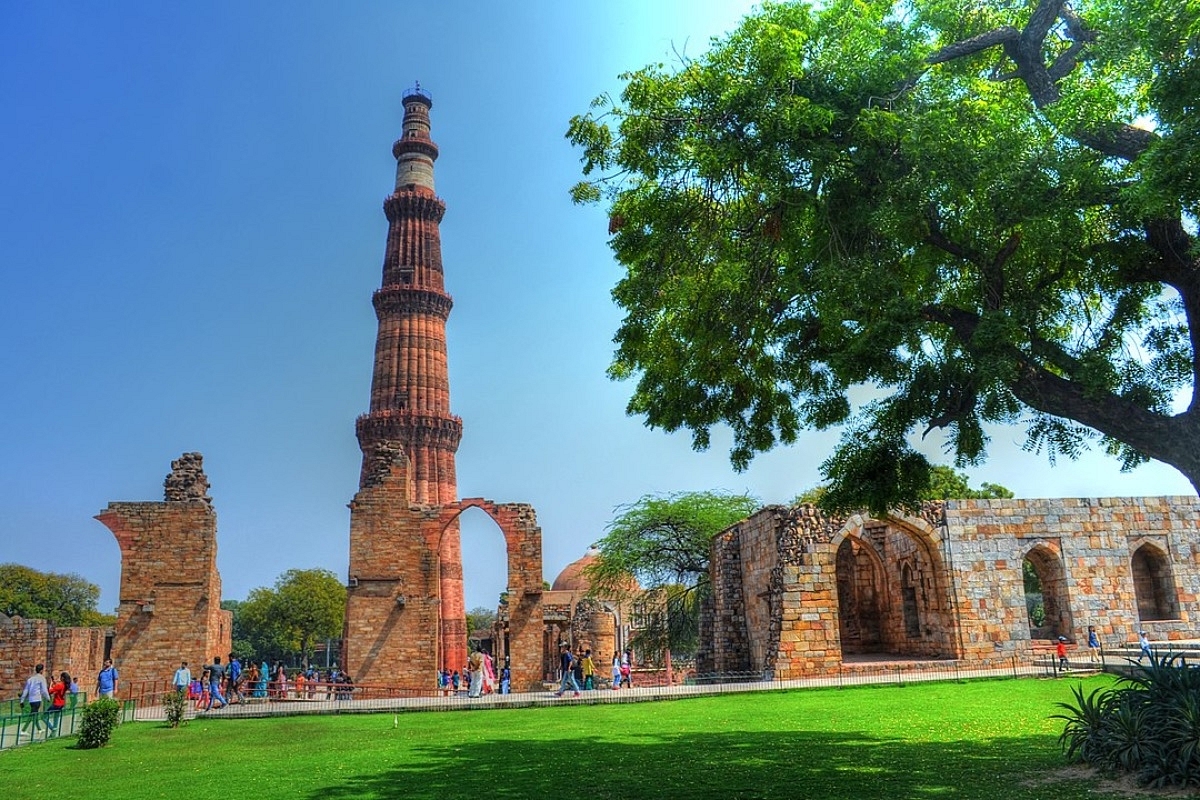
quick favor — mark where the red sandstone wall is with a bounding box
[0,619,106,699]
[95,500,231,691]
[345,454,441,687]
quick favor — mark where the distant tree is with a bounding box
[466,606,497,650]
[795,465,1013,508]
[0,563,114,627]
[587,491,760,658]
[923,465,1015,501]
[791,485,828,506]
[233,569,346,667]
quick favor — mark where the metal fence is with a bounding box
[0,693,141,750]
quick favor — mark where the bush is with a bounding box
[162,690,188,728]
[77,697,121,749]
[1054,655,1200,788]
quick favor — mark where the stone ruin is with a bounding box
[93,453,231,692]
[702,496,1200,678]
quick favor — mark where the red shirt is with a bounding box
[1056,642,1067,658]
[49,680,68,709]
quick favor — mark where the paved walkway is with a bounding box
[137,660,1097,723]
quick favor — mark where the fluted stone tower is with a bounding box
[353,87,466,671]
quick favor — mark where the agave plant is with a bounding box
[1055,654,1200,788]
[1053,684,1114,764]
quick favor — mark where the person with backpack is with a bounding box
[96,658,118,699]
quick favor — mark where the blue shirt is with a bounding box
[97,666,118,694]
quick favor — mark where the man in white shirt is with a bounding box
[18,663,50,741]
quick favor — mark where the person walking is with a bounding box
[1139,630,1154,662]
[554,643,581,697]
[611,653,622,690]
[1056,636,1070,671]
[173,661,192,694]
[96,658,119,699]
[1087,626,1101,663]
[202,656,227,710]
[581,649,596,690]
[18,663,51,741]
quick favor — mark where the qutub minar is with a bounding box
[351,86,467,672]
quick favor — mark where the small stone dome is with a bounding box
[551,547,600,592]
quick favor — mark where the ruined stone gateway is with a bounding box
[94,452,232,691]
[701,497,1200,677]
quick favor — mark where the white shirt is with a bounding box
[20,672,49,704]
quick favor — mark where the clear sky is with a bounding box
[1,1,1194,617]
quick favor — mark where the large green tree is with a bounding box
[235,569,346,666]
[586,491,760,658]
[0,563,114,627]
[569,0,1200,515]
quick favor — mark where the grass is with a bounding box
[2,676,1126,800]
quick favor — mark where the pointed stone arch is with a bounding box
[834,532,889,654]
[828,511,959,659]
[1131,541,1180,623]
[1021,541,1071,640]
[427,498,545,691]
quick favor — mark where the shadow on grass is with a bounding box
[308,729,1085,800]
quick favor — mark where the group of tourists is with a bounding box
[16,660,94,741]
[555,646,633,697]
[177,654,356,711]
[440,648,511,697]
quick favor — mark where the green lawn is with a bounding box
[2,677,1123,799]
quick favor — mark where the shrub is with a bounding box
[77,697,121,749]
[1054,655,1200,788]
[162,690,188,728]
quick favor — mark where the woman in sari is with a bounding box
[482,650,496,695]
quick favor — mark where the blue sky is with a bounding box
[1,1,1193,617]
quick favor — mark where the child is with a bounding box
[1056,636,1069,671]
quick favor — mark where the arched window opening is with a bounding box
[901,563,921,638]
[1132,545,1180,621]
[1023,547,1071,640]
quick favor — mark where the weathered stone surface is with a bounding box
[94,452,231,691]
[702,497,1200,677]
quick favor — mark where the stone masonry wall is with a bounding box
[709,496,1200,679]
[0,617,54,699]
[94,453,231,692]
[948,496,1200,658]
[345,442,546,691]
[0,619,107,700]
[345,445,441,688]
